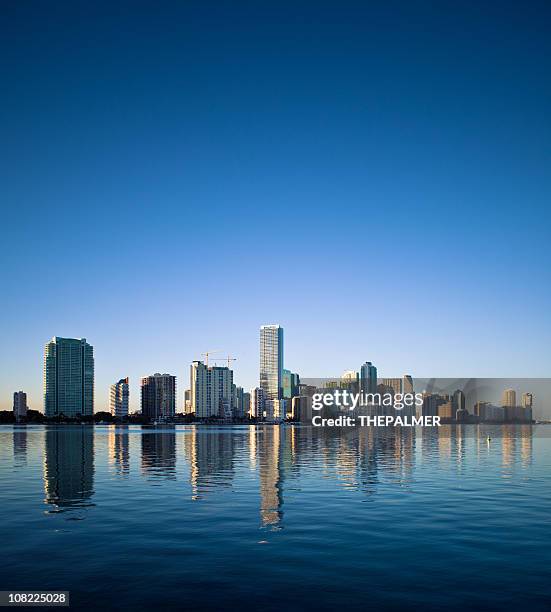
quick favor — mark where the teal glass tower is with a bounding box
[44,337,94,417]
[259,325,284,401]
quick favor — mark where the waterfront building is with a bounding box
[141,373,176,420]
[341,370,359,392]
[381,378,402,395]
[260,325,284,402]
[360,362,377,394]
[452,389,466,416]
[110,378,129,418]
[44,337,94,417]
[190,361,233,419]
[403,375,414,394]
[13,391,28,421]
[242,391,251,418]
[522,393,533,422]
[282,369,292,399]
[291,396,312,422]
[421,393,448,417]
[184,389,192,414]
[502,389,516,407]
[250,387,265,419]
[438,401,454,420]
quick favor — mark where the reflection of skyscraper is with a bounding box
[13,427,27,464]
[141,427,176,479]
[43,427,94,509]
[140,374,176,420]
[108,426,130,475]
[44,337,94,417]
[519,425,533,468]
[258,426,284,527]
[185,428,235,498]
[260,325,284,403]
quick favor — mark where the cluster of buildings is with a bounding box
[8,331,536,425]
[416,389,533,423]
[473,390,533,423]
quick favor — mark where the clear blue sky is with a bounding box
[1,1,550,412]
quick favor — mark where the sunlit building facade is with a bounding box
[190,361,234,418]
[110,378,129,418]
[260,325,284,402]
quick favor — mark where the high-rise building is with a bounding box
[140,373,176,420]
[360,362,377,394]
[282,369,292,399]
[13,391,28,421]
[110,378,129,418]
[522,393,533,422]
[291,396,312,422]
[381,378,402,395]
[474,402,504,422]
[184,389,192,414]
[250,387,265,419]
[260,325,284,402]
[522,393,533,409]
[452,389,466,416]
[242,391,251,418]
[502,389,516,407]
[44,337,94,417]
[190,361,233,419]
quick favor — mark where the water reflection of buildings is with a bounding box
[141,427,177,480]
[108,426,130,475]
[43,427,94,509]
[502,425,533,469]
[183,428,236,499]
[258,426,285,527]
[13,427,27,465]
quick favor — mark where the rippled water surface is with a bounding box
[1,424,550,611]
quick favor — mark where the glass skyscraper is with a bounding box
[360,361,377,395]
[44,337,94,417]
[260,325,284,402]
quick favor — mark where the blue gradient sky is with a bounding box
[2,1,550,412]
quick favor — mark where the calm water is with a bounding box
[1,424,550,611]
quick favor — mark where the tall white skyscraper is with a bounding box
[110,378,129,418]
[502,388,516,407]
[190,361,234,418]
[260,325,284,402]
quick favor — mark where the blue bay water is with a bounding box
[1,424,550,611]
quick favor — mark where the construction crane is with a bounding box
[201,350,220,367]
[214,355,237,369]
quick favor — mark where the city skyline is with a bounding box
[1,328,547,419]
